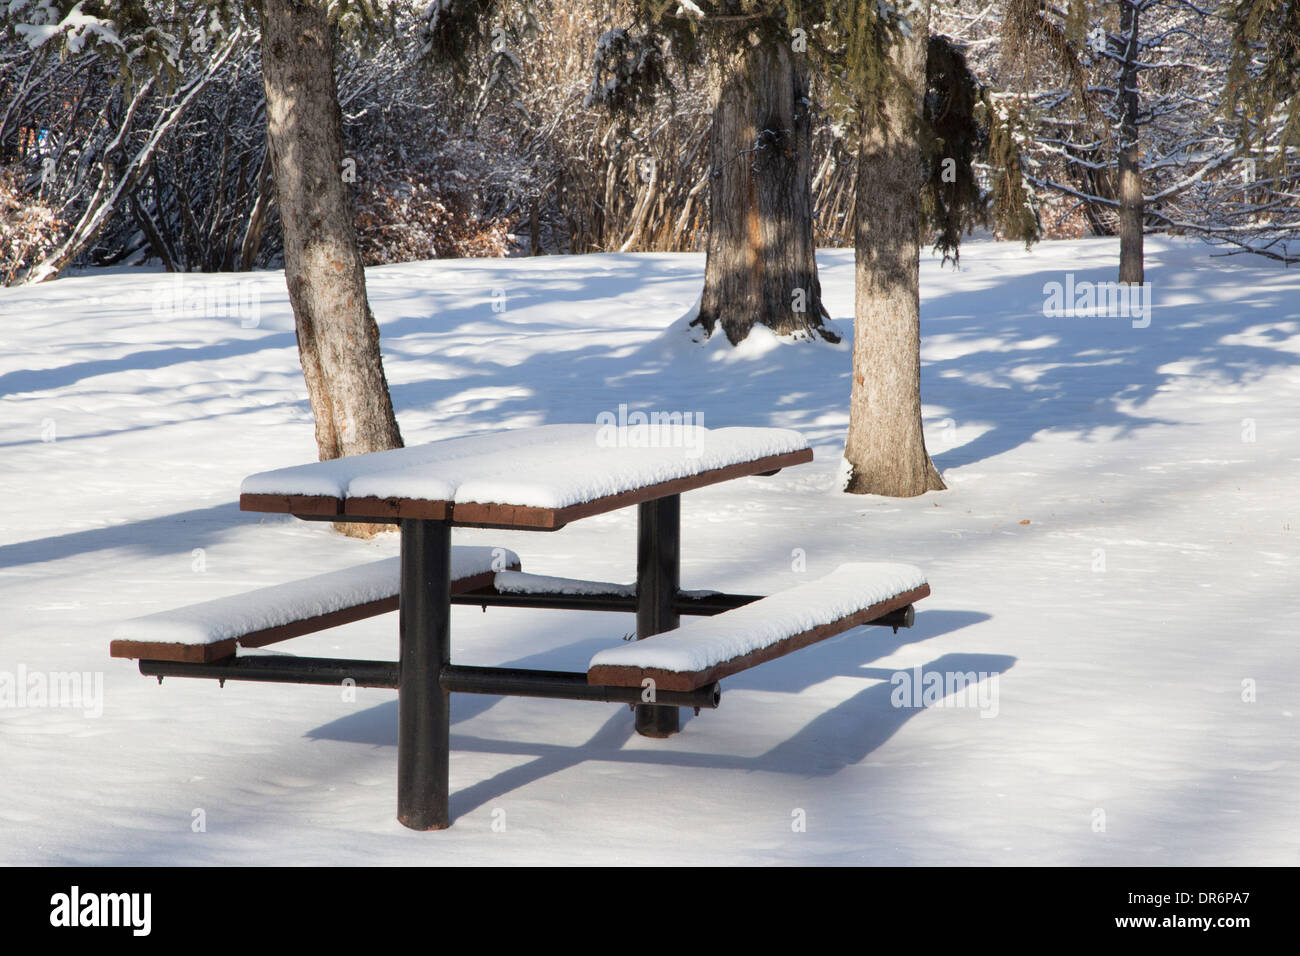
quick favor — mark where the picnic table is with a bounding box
[111,423,929,830]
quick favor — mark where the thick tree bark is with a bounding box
[694,31,834,345]
[1116,0,1144,284]
[260,0,403,472]
[843,1,945,497]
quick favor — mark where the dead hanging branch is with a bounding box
[583,27,671,114]
[922,33,990,262]
[17,25,244,284]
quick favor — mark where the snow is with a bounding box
[2,237,1299,864]
[113,547,518,647]
[13,1,123,53]
[589,563,927,674]
[491,571,715,599]
[494,571,634,597]
[241,423,808,509]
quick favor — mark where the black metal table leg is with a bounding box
[397,518,452,830]
[635,494,681,737]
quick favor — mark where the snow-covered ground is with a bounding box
[2,236,1297,864]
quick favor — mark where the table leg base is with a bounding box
[636,496,682,738]
[399,815,450,832]
[635,703,680,738]
[398,519,452,831]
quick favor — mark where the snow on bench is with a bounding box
[492,570,635,597]
[586,563,930,691]
[239,423,812,528]
[110,546,520,664]
[490,570,720,601]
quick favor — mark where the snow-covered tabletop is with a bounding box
[241,423,812,529]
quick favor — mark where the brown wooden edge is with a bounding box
[240,493,342,517]
[109,638,238,664]
[110,566,517,663]
[240,448,814,529]
[450,447,816,530]
[342,496,450,521]
[442,501,568,531]
[588,583,931,692]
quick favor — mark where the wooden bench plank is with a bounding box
[110,552,517,663]
[491,570,636,598]
[109,638,238,665]
[587,564,930,691]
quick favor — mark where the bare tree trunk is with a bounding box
[694,31,834,345]
[261,0,403,489]
[239,145,275,270]
[1117,0,1144,284]
[843,1,945,497]
[529,196,543,255]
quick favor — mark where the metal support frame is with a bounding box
[136,658,722,709]
[453,590,914,629]
[138,656,399,687]
[136,501,918,829]
[635,495,681,738]
[442,665,720,708]
[398,519,452,831]
[454,590,755,615]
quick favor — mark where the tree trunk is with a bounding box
[1116,0,1144,284]
[260,0,403,501]
[694,31,834,345]
[529,196,543,255]
[843,1,945,497]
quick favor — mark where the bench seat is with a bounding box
[110,546,520,663]
[587,563,929,691]
[490,570,720,600]
[492,570,636,597]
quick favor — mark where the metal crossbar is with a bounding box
[136,657,723,709]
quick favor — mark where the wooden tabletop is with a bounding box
[240,423,813,530]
